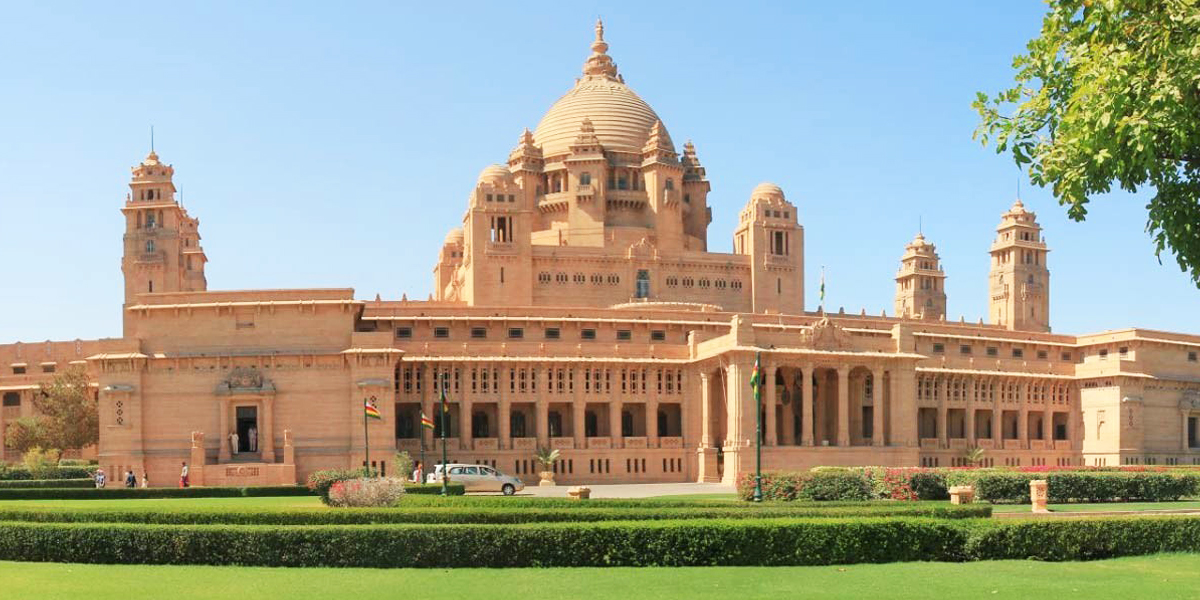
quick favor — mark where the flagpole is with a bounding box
[753,352,763,503]
[440,373,448,496]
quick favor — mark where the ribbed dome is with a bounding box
[478,164,512,184]
[752,182,786,200]
[444,228,464,245]
[532,19,668,158]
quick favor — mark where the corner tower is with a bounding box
[120,150,207,331]
[732,183,804,314]
[895,232,946,320]
[988,199,1049,332]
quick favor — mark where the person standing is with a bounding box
[412,461,423,484]
[94,468,106,489]
[248,426,258,453]
[179,462,190,488]
[141,471,149,488]
[229,431,239,456]
[125,470,136,488]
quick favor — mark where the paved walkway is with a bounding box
[506,482,735,498]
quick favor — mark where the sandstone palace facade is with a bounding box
[3,22,1200,486]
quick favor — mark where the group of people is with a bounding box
[93,468,148,488]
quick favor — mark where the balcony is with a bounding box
[1002,440,1022,451]
[586,437,612,449]
[976,439,996,450]
[920,438,939,449]
[550,437,574,450]
[623,436,647,449]
[395,438,421,451]
[1053,440,1072,451]
[473,438,498,451]
[485,241,515,256]
[659,436,683,449]
[1029,439,1047,451]
[432,438,460,451]
[949,438,967,450]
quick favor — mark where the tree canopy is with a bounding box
[974,0,1200,286]
[3,365,99,453]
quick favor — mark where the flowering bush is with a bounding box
[326,477,407,508]
[306,469,363,504]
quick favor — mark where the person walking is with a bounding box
[94,468,106,489]
[125,469,136,488]
[140,471,149,488]
[412,461,423,484]
[179,462,190,488]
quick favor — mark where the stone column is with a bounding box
[889,367,918,447]
[780,369,795,445]
[837,366,850,447]
[261,397,275,463]
[498,364,511,451]
[535,367,549,446]
[765,364,777,446]
[461,365,473,452]
[422,366,435,450]
[611,396,624,448]
[936,376,948,448]
[992,379,1003,446]
[699,371,712,447]
[1181,409,1189,453]
[966,378,977,446]
[801,364,815,446]
[218,399,230,462]
[646,368,660,448]
[572,367,585,448]
[1017,380,1028,450]
[871,366,885,446]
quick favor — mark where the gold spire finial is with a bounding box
[582,18,618,79]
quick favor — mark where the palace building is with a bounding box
[2,21,1199,486]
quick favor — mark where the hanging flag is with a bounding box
[819,268,826,304]
[749,352,762,402]
[420,412,435,429]
[364,397,382,420]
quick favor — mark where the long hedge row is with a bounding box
[741,469,1200,503]
[0,516,1195,567]
[0,466,96,481]
[0,483,463,500]
[0,479,95,489]
[0,503,990,525]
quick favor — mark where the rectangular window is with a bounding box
[1012,348,1024,358]
[11,366,25,375]
[1118,346,1128,357]
[581,328,596,341]
[932,343,944,354]
[470,327,487,339]
[2,393,18,407]
[433,327,450,339]
[395,327,412,339]
[1099,349,1108,360]
[616,330,631,341]
[1037,350,1048,360]
[508,327,524,339]
[650,330,666,342]
[986,347,998,357]
[1062,352,1072,361]
[41,364,55,373]
[959,345,972,355]
[545,328,560,340]
[1189,351,1198,362]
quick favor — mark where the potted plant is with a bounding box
[534,446,560,487]
[963,446,986,467]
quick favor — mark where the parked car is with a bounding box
[429,463,524,495]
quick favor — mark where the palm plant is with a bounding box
[963,446,986,467]
[534,447,561,471]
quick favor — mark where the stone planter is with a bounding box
[538,470,557,487]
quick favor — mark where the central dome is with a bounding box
[532,19,670,158]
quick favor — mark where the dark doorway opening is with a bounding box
[236,406,258,453]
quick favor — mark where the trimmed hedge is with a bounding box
[0,503,991,526]
[0,515,1196,567]
[0,518,973,567]
[0,484,461,501]
[967,472,1200,504]
[0,466,97,481]
[0,479,95,489]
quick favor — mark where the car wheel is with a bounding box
[502,483,515,496]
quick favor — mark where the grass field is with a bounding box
[1,554,1198,599]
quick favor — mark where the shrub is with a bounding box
[327,477,407,508]
[0,486,312,500]
[0,518,973,567]
[22,448,61,480]
[799,472,871,501]
[305,469,362,503]
[965,517,1200,561]
[393,451,415,482]
[909,471,949,500]
[0,478,94,489]
[736,471,808,501]
[0,465,96,481]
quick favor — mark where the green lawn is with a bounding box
[991,500,1200,514]
[0,496,326,511]
[1,554,1198,599]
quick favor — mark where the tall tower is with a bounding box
[732,183,804,314]
[894,232,947,320]
[988,199,1049,332]
[120,150,207,330]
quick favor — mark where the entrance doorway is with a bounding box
[236,406,258,453]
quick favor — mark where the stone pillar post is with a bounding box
[837,366,850,447]
[461,365,473,452]
[1017,380,1028,450]
[422,365,435,450]
[218,399,230,462]
[936,376,948,448]
[889,367,918,447]
[871,366,885,446]
[765,364,777,446]
[1181,409,1189,453]
[647,367,660,448]
[499,364,511,450]
[801,364,815,446]
[992,379,1003,447]
[536,366,549,446]
[966,378,977,446]
[699,371,712,447]
[572,367,586,448]
[780,368,795,445]
[261,397,275,463]
[610,396,624,448]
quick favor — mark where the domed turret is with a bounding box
[477,164,513,185]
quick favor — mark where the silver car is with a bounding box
[430,463,524,495]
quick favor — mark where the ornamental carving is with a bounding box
[215,367,276,395]
[1180,390,1200,411]
[804,317,850,351]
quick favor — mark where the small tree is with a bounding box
[4,417,48,455]
[4,366,99,454]
[393,450,415,481]
[535,447,560,471]
[964,446,987,467]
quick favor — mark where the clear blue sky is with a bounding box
[1,1,1196,343]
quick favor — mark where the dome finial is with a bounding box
[583,18,618,79]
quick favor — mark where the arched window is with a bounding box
[664,178,674,191]
[145,240,155,253]
[579,172,591,185]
